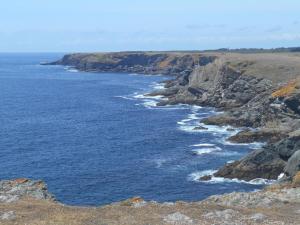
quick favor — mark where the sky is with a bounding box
[0,0,300,52]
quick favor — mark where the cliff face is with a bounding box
[50,52,300,183]
[154,54,300,182]
[50,52,216,77]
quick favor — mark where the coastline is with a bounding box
[1,177,300,224]
[1,51,300,224]
[47,51,300,183]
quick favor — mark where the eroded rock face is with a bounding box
[214,149,286,181]
[48,52,216,77]
[285,150,300,177]
[273,132,300,161]
[0,178,54,203]
[284,93,300,114]
[227,128,288,144]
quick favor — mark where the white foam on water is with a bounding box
[191,143,215,147]
[154,158,167,168]
[188,113,199,120]
[146,95,165,100]
[188,170,217,181]
[191,105,203,110]
[203,124,238,135]
[178,125,198,132]
[133,93,165,100]
[64,66,79,73]
[214,151,240,156]
[142,100,158,108]
[150,82,165,90]
[192,147,220,155]
[115,96,135,100]
[188,170,275,185]
[133,94,147,99]
[68,69,79,73]
[223,140,264,149]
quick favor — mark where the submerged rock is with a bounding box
[199,175,212,181]
[192,126,208,131]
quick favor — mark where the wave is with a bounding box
[192,147,221,155]
[142,100,158,108]
[64,66,79,73]
[150,82,165,90]
[222,139,264,149]
[187,113,199,120]
[114,96,135,100]
[188,170,275,185]
[191,143,215,147]
[67,69,79,73]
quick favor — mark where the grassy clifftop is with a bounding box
[52,51,300,85]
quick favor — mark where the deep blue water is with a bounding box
[0,53,264,206]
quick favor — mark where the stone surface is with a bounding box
[0,178,54,203]
[0,211,16,221]
[285,150,300,177]
[249,213,267,222]
[163,212,193,224]
[214,149,286,181]
[292,172,300,187]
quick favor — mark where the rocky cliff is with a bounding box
[49,52,216,77]
[50,51,300,183]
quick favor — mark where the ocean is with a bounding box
[0,53,267,206]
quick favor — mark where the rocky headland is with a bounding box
[48,51,300,183]
[5,50,298,224]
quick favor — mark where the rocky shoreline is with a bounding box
[1,51,300,224]
[1,177,300,224]
[48,51,300,183]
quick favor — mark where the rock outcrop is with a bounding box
[0,178,54,203]
[47,52,216,77]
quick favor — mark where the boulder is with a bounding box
[214,149,286,181]
[193,126,208,131]
[227,129,287,144]
[273,133,300,160]
[284,93,300,114]
[284,150,300,177]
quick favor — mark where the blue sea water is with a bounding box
[0,53,266,206]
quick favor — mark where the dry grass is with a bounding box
[158,55,175,68]
[271,80,298,98]
[1,195,300,225]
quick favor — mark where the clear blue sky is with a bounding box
[1,0,299,52]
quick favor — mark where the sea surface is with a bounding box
[0,53,267,206]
